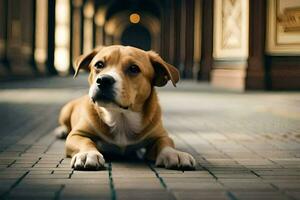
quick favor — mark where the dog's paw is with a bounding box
[70,151,106,170]
[155,147,196,170]
[53,125,68,139]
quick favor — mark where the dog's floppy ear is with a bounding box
[148,51,180,87]
[73,46,103,78]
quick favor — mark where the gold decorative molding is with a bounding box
[277,7,300,32]
[266,0,300,55]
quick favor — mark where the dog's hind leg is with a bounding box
[54,101,74,139]
[53,125,69,139]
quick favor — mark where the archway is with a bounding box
[121,24,151,50]
[104,11,160,51]
[99,0,162,51]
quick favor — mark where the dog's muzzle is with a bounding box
[90,75,129,110]
[91,75,116,103]
[96,75,116,89]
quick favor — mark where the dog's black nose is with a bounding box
[97,75,116,88]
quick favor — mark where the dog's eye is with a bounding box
[94,61,105,69]
[127,65,140,75]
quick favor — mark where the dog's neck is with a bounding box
[99,107,143,145]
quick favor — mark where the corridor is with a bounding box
[0,76,299,199]
[1,0,300,199]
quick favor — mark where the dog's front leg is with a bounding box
[146,136,196,170]
[66,133,105,170]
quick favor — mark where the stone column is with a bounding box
[211,0,249,90]
[105,34,113,46]
[161,0,171,62]
[94,7,106,46]
[54,0,71,74]
[6,0,36,75]
[46,0,57,75]
[83,0,94,54]
[34,0,48,74]
[246,0,266,89]
[198,0,213,81]
[173,0,181,69]
[71,0,83,72]
[193,0,201,80]
[0,0,9,76]
[22,0,37,74]
[168,0,175,65]
[184,0,194,79]
[95,25,104,46]
[179,0,186,76]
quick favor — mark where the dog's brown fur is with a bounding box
[57,45,195,170]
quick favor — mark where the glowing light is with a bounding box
[54,0,70,73]
[55,25,69,46]
[34,0,48,64]
[54,48,69,72]
[84,2,94,18]
[95,11,105,26]
[129,13,140,24]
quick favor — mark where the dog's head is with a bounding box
[74,45,179,111]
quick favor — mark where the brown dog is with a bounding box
[55,45,196,170]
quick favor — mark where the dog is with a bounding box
[54,45,196,170]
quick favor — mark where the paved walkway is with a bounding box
[0,76,300,200]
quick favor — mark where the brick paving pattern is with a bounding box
[0,76,299,200]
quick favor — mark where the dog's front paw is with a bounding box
[155,147,196,170]
[70,151,105,170]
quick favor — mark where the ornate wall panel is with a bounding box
[213,0,249,59]
[266,0,300,55]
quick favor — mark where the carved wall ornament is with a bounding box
[213,0,249,59]
[277,7,300,32]
[221,0,242,49]
[266,0,300,55]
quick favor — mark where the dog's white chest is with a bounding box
[100,107,142,146]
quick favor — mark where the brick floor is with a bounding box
[0,76,300,200]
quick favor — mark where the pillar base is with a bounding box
[245,68,265,90]
[211,68,246,91]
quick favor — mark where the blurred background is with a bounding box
[0,2,300,199]
[0,0,299,90]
